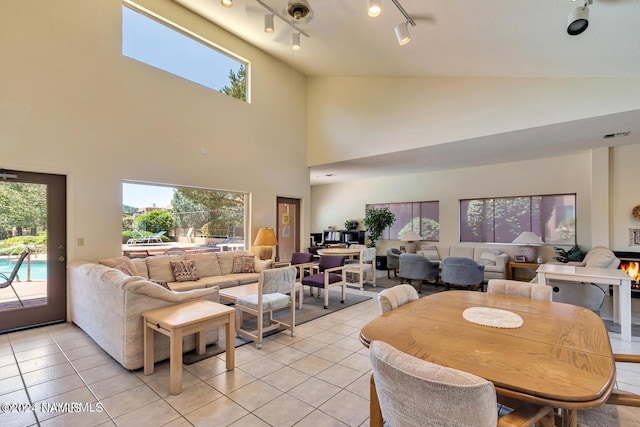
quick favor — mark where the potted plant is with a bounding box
[363,207,395,248]
[344,219,359,230]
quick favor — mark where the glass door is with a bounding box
[0,169,66,332]
[276,197,300,263]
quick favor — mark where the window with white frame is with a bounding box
[122,4,248,101]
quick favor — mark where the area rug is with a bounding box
[183,289,371,364]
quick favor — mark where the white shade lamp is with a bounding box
[253,228,278,260]
[400,229,423,254]
[512,232,544,262]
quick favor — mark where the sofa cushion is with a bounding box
[479,249,500,266]
[130,258,149,278]
[170,260,199,282]
[232,255,255,273]
[449,246,475,259]
[145,255,186,282]
[186,253,222,277]
[217,251,240,275]
[99,256,137,276]
[421,246,441,261]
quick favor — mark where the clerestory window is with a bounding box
[122,3,248,102]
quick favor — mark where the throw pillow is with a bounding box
[586,253,614,269]
[233,255,255,273]
[479,250,499,266]
[421,246,440,261]
[169,260,199,282]
[114,263,133,276]
[150,279,171,290]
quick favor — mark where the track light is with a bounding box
[395,21,411,45]
[368,0,382,17]
[567,0,592,35]
[221,0,233,8]
[292,32,301,51]
[264,14,274,33]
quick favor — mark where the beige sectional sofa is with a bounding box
[68,250,271,370]
[417,245,510,281]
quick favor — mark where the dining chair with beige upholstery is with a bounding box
[235,266,297,349]
[487,279,552,301]
[369,340,554,427]
[377,284,419,314]
[343,247,376,289]
[576,353,640,426]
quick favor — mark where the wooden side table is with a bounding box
[142,299,235,395]
[508,262,541,280]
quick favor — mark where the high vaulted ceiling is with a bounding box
[174,0,640,184]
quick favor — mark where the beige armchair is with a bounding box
[487,279,552,301]
[377,284,419,314]
[369,340,554,427]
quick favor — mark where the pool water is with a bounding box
[0,260,47,281]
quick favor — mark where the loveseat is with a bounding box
[68,251,272,370]
[417,245,510,281]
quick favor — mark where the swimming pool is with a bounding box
[0,259,47,281]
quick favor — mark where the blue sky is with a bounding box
[122,6,243,93]
[123,183,174,209]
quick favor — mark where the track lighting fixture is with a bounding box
[567,0,592,35]
[368,0,382,18]
[221,0,233,8]
[264,14,274,33]
[394,21,411,45]
[292,32,301,51]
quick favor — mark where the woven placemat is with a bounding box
[463,307,523,329]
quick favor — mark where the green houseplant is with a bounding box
[363,207,395,248]
[344,219,359,230]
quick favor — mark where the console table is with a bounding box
[536,264,632,342]
[508,261,541,280]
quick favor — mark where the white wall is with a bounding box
[307,76,640,166]
[0,0,310,261]
[311,152,594,261]
[610,144,640,251]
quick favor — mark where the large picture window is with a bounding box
[122,182,247,246]
[459,194,576,245]
[366,201,439,241]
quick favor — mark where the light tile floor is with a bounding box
[1,289,640,427]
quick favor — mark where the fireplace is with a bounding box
[613,251,640,296]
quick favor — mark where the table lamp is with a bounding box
[512,231,544,262]
[253,227,278,260]
[400,229,423,254]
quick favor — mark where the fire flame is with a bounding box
[621,261,640,284]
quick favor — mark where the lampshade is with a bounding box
[400,229,423,241]
[512,232,544,245]
[254,228,278,246]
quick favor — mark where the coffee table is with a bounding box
[142,299,235,395]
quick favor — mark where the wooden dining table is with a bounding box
[360,291,616,427]
[316,247,362,258]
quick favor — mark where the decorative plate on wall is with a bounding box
[633,205,640,220]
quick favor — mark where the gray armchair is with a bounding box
[441,256,485,291]
[386,248,401,279]
[399,253,439,293]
